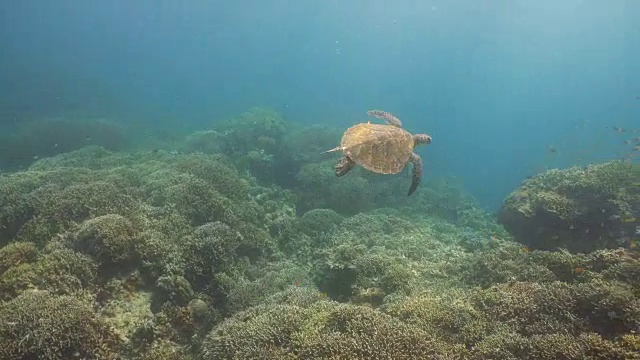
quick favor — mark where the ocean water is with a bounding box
[1,2,640,359]
[2,1,639,209]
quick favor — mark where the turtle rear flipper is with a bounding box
[335,156,356,177]
[408,152,422,196]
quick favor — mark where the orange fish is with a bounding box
[573,266,587,274]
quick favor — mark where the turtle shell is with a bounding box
[340,123,414,174]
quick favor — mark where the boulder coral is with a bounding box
[498,161,640,252]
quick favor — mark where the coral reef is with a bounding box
[200,287,462,360]
[0,108,638,359]
[498,162,640,252]
[0,243,97,301]
[0,290,120,359]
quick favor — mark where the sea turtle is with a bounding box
[325,110,432,196]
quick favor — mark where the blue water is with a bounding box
[1,1,639,209]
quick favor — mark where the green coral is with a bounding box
[223,261,312,314]
[16,179,139,247]
[0,290,120,359]
[297,209,344,238]
[382,289,486,345]
[0,244,97,301]
[498,161,640,252]
[201,293,462,360]
[182,130,225,154]
[283,124,343,166]
[458,241,557,287]
[294,161,416,216]
[0,241,37,274]
[277,208,343,260]
[214,107,288,157]
[181,221,267,289]
[183,107,291,186]
[169,153,250,200]
[312,211,474,304]
[155,274,195,307]
[319,246,416,304]
[74,214,139,267]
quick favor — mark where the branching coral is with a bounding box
[0,244,97,301]
[0,290,120,359]
[74,214,139,267]
[201,292,462,360]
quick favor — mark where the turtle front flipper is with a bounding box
[335,156,356,177]
[408,152,422,196]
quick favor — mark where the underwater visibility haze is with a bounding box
[0,1,640,359]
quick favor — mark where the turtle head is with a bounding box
[413,134,432,147]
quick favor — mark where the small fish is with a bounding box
[612,126,625,133]
[573,266,587,274]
